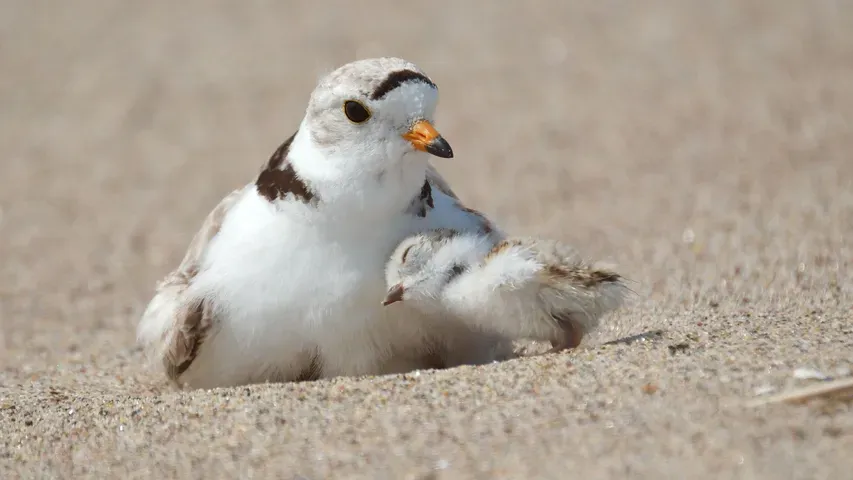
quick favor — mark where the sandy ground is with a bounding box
[1,0,852,478]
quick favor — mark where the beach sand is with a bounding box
[1,1,851,478]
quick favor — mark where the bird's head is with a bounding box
[382,229,478,308]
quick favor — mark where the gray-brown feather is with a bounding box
[165,299,214,382]
[521,237,628,348]
[484,237,629,350]
[142,185,242,385]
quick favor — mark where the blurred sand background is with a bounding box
[1,0,852,478]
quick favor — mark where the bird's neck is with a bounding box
[284,125,429,221]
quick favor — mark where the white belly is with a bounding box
[184,191,428,387]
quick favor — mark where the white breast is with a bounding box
[182,187,431,387]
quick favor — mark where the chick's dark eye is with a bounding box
[344,100,371,123]
[448,264,466,280]
[400,245,414,263]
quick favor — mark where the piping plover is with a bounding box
[137,58,509,389]
[382,229,631,351]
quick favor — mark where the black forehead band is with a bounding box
[370,69,436,100]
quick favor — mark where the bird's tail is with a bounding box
[136,273,190,380]
[537,261,633,338]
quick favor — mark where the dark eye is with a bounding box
[400,245,414,263]
[343,100,371,123]
[448,264,466,280]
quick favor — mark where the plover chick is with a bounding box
[137,58,508,389]
[382,229,631,351]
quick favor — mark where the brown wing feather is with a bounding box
[175,188,243,275]
[425,163,458,200]
[424,163,499,236]
[141,187,243,384]
[166,299,215,382]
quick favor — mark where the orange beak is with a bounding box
[402,120,454,158]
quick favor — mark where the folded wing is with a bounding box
[136,187,244,384]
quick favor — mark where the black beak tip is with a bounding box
[425,137,454,158]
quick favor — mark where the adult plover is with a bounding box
[137,58,508,389]
[382,229,631,351]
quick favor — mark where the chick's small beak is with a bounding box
[382,284,405,306]
[402,120,453,158]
